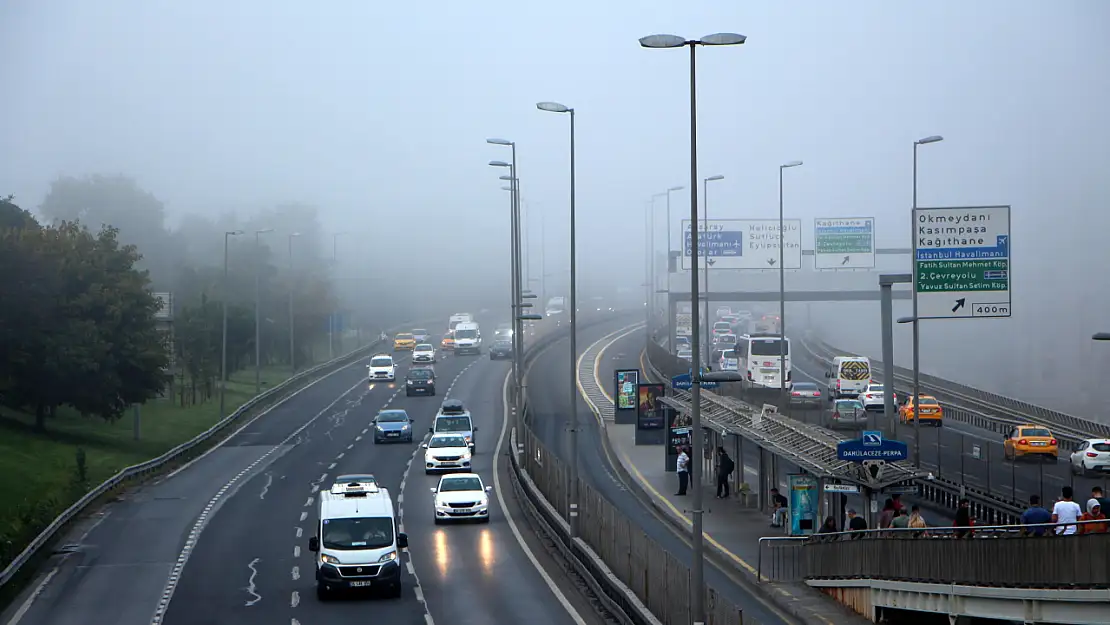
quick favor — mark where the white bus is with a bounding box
[545,296,565,317]
[735,333,792,389]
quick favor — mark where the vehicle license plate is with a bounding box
[350,581,373,587]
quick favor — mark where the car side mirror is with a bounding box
[397,532,408,549]
[429,487,437,493]
[421,443,428,448]
[429,427,434,433]
[485,486,492,492]
[308,536,319,552]
[473,427,479,432]
[409,418,415,423]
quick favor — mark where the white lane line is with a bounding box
[295,527,303,538]
[397,493,404,504]
[291,566,300,581]
[290,591,300,608]
[304,497,313,507]
[336,452,344,459]
[5,567,58,625]
[259,473,273,500]
[293,546,301,558]
[355,435,362,442]
[149,376,370,625]
[328,462,336,469]
[493,369,589,625]
[300,511,307,522]
[244,558,262,606]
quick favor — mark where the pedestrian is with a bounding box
[817,516,838,533]
[890,508,910,531]
[1091,486,1110,512]
[878,498,897,529]
[891,493,904,513]
[715,447,734,499]
[1020,495,1052,536]
[953,498,974,538]
[769,488,788,528]
[1051,486,1082,535]
[1079,499,1107,534]
[907,505,927,533]
[674,446,689,496]
[847,508,867,531]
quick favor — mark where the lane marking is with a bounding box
[299,511,307,522]
[291,566,300,581]
[244,558,262,606]
[293,546,300,558]
[295,527,302,538]
[495,369,589,625]
[259,473,273,500]
[290,591,299,607]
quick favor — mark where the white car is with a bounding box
[677,348,693,361]
[860,383,896,412]
[1070,439,1110,476]
[422,433,472,474]
[367,354,396,382]
[430,473,492,524]
[412,328,430,342]
[412,344,436,363]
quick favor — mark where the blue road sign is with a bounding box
[671,373,719,391]
[837,437,908,462]
[862,430,883,446]
[682,230,745,258]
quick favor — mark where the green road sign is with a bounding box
[814,217,875,269]
[913,205,1011,319]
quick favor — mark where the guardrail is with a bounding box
[0,318,426,591]
[800,333,1109,449]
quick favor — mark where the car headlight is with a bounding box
[402,424,410,430]
[375,425,384,431]
[479,497,489,507]
[461,451,472,460]
[378,551,398,563]
[464,436,472,443]
[321,554,341,565]
[407,380,414,385]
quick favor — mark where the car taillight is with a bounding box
[1050,439,1057,445]
[836,380,841,389]
[1087,452,1098,458]
[814,390,820,396]
[833,412,840,419]
[792,391,800,396]
[1019,439,1028,445]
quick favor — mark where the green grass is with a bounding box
[0,365,297,569]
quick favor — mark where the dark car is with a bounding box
[406,366,436,396]
[789,382,822,408]
[489,339,513,360]
[373,409,414,443]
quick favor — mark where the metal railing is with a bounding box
[756,537,807,583]
[0,318,427,590]
[800,333,1110,448]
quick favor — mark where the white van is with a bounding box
[826,356,872,399]
[448,313,473,333]
[453,322,481,355]
[308,475,407,600]
[430,399,477,453]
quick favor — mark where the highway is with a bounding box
[526,313,799,625]
[4,320,597,625]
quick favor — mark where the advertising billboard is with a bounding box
[636,383,666,430]
[614,369,639,411]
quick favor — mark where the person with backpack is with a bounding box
[715,447,735,499]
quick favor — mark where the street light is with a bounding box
[639,30,745,625]
[897,315,922,462]
[287,232,301,375]
[778,161,802,408]
[328,232,348,360]
[537,99,580,538]
[1093,333,1110,341]
[221,230,244,419]
[701,175,724,365]
[910,134,944,467]
[489,150,524,412]
[253,228,274,394]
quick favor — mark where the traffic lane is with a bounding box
[159,352,455,625]
[404,353,588,625]
[4,357,384,625]
[788,348,1106,506]
[528,325,794,625]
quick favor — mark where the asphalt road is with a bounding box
[526,315,797,625]
[788,338,1110,510]
[5,322,596,625]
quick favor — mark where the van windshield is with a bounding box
[321,517,394,550]
[456,330,477,339]
[435,416,472,432]
[370,357,392,367]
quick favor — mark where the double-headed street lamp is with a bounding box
[488,146,524,410]
[639,30,745,625]
[253,228,275,394]
[221,230,244,418]
[701,175,723,364]
[537,100,580,537]
[1094,333,1110,341]
[910,135,944,467]
[287,232,302,375]
[778,161,802,408]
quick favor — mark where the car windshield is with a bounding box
[439,477,483,492]
[867,385,885,392]
[370,357,392,367]
[1021,428,1051,438]
[396,334,413,341]
[721,350,736,359]
[413,329,428,335]
[750,339,788,356]
[918,398,939,406]
[719,335,736,343]
[435,416,471,432]
[321,517,394,550]
[456,329,477,339]
[430,435,467,448]
[408,368,433,379]
[793,383,818,391]
[377,411,408,423]
[836,401,864,411]
[415,344,432,351]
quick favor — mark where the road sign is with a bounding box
[836,437,909,462]
[823,483,860,494]
[913,205,1011,320]
[680,219,802,270]
[862,430,882,446]
[671,373,720,391]
[814,217,875,269]
[675,313,692,336]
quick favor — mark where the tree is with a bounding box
[0,195,38,231]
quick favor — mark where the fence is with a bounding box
[518,422,746,625]
[756,537,807,583]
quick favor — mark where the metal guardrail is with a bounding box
[801,333,1109,449]
[0,318,426,590]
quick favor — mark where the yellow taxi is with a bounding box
[393,333,416,351]
[899,394,943,426]
[441,331,455,351]
[1004,425,1058,462]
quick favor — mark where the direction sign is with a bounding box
[823,483,860,494]
[913,205,1011,320]
[836,437,909,462]
[814,217,875,269]
[681,219,802,270]
[671,373,720,391]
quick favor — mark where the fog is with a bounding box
[3,1,1108,417]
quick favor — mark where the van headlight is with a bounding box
[378,551,398,563]
[321,554,341,565]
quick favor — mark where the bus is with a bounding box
[735,333,792,389]
[545,296,565,317]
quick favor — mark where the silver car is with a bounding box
[789,382,823,408]
[826,399,868,430]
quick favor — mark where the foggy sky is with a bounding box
[4,1,1109,418]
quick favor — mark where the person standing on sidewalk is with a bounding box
[675,446,690,496]
[715,447,734,499]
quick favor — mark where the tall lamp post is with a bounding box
[253,228,274,394]
[329,232,346,360]
[639,31,746,625]
[488,149,524,411]
[536,100,579,537]
[701,175,723,366]
[778,161,802,407]
[650,191,666,326]
[221,230,244,418]
[911,134,943,467]
[287,232,301,375]
[1093,333,1110,341]
[663,185,683,339]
